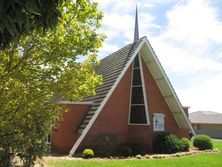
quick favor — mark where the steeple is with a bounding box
[134,6,139,42]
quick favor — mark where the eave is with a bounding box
[141,38,195,134]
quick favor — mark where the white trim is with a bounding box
[128,62,134,125]
[139,53,150,125]
[131,104,145,106]
[69,38,146,156]
[132,85,142,87]
[143,38,195,135]
[153,113,165,117]
[56,101,93,105]
[128,121,149,125]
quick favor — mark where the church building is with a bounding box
[51,8,195,156]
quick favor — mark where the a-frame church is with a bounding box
[52,8,195,155]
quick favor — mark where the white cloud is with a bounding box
[150,0,222,113]
[137,2,154,8]
[97,0,157,54]
[98,43,120,59]
[150,37,222,74]
[96,0,134,13]
[163,0,222,47]
[139,13,161,37]
[177,72,222,113]
[103,13,133,32]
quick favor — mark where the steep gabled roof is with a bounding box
[77,37,144,133]
[69,37,195,155]
[189,111,222,124]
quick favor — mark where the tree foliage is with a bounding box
[0,0,61,48]
[0,0,104,166]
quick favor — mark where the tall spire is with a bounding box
[134,5,139,42]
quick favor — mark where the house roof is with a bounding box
[69,36,195,155]
[189,111,222,124]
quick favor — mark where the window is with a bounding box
[46,134,51,144]
[132,69,142,85]
[129,55,148,124]
[134,55,140,68]
[131,86,144,104]
[130,105,147,123]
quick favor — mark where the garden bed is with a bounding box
[39,147,219,162]
[33,142,222,167]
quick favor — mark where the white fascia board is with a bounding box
[142,38,195,135]
[69,38,146,156]
[57,101,93,105]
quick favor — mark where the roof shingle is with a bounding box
[77,37,144,133]
[189,111,222,124]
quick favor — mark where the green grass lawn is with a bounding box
[211,140,222,151]
[45,141,222,167]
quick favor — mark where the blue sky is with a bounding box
[95,0,222,113]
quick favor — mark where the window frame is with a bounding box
[128,54,150,125]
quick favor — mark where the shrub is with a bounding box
[181,138,190,151]
[118,146,132,157]
[153,133,185,154]
[193,135,213,150]
[82,148,94,159]
[94,133,118,156]
[129,143,145,156]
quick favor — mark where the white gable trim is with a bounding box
[142,38,195,135]
[69,38,146,156]
[57,101,93,105]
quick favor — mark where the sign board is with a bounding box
[153,113,165,132]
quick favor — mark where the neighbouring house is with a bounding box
[189,111,222,139]
[51,8,195,155]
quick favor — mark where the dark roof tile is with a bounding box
[77,37,144,133]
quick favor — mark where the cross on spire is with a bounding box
[134,5,139,42]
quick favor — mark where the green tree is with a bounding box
[0,0,61,48]
[0,0,104,166]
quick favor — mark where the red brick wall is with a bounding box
[77,57,189,153]
[139,58,189,144]
[141,58,181,132]
[127,58,188,152]
[52,104,90,154]
[78,65,133,152]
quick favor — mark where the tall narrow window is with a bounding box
[129,55,148,124]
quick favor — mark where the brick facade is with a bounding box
[52,57,189,154]
[52,104,91,153]
[78,58,188,153]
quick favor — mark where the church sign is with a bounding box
[153,113,165,132]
